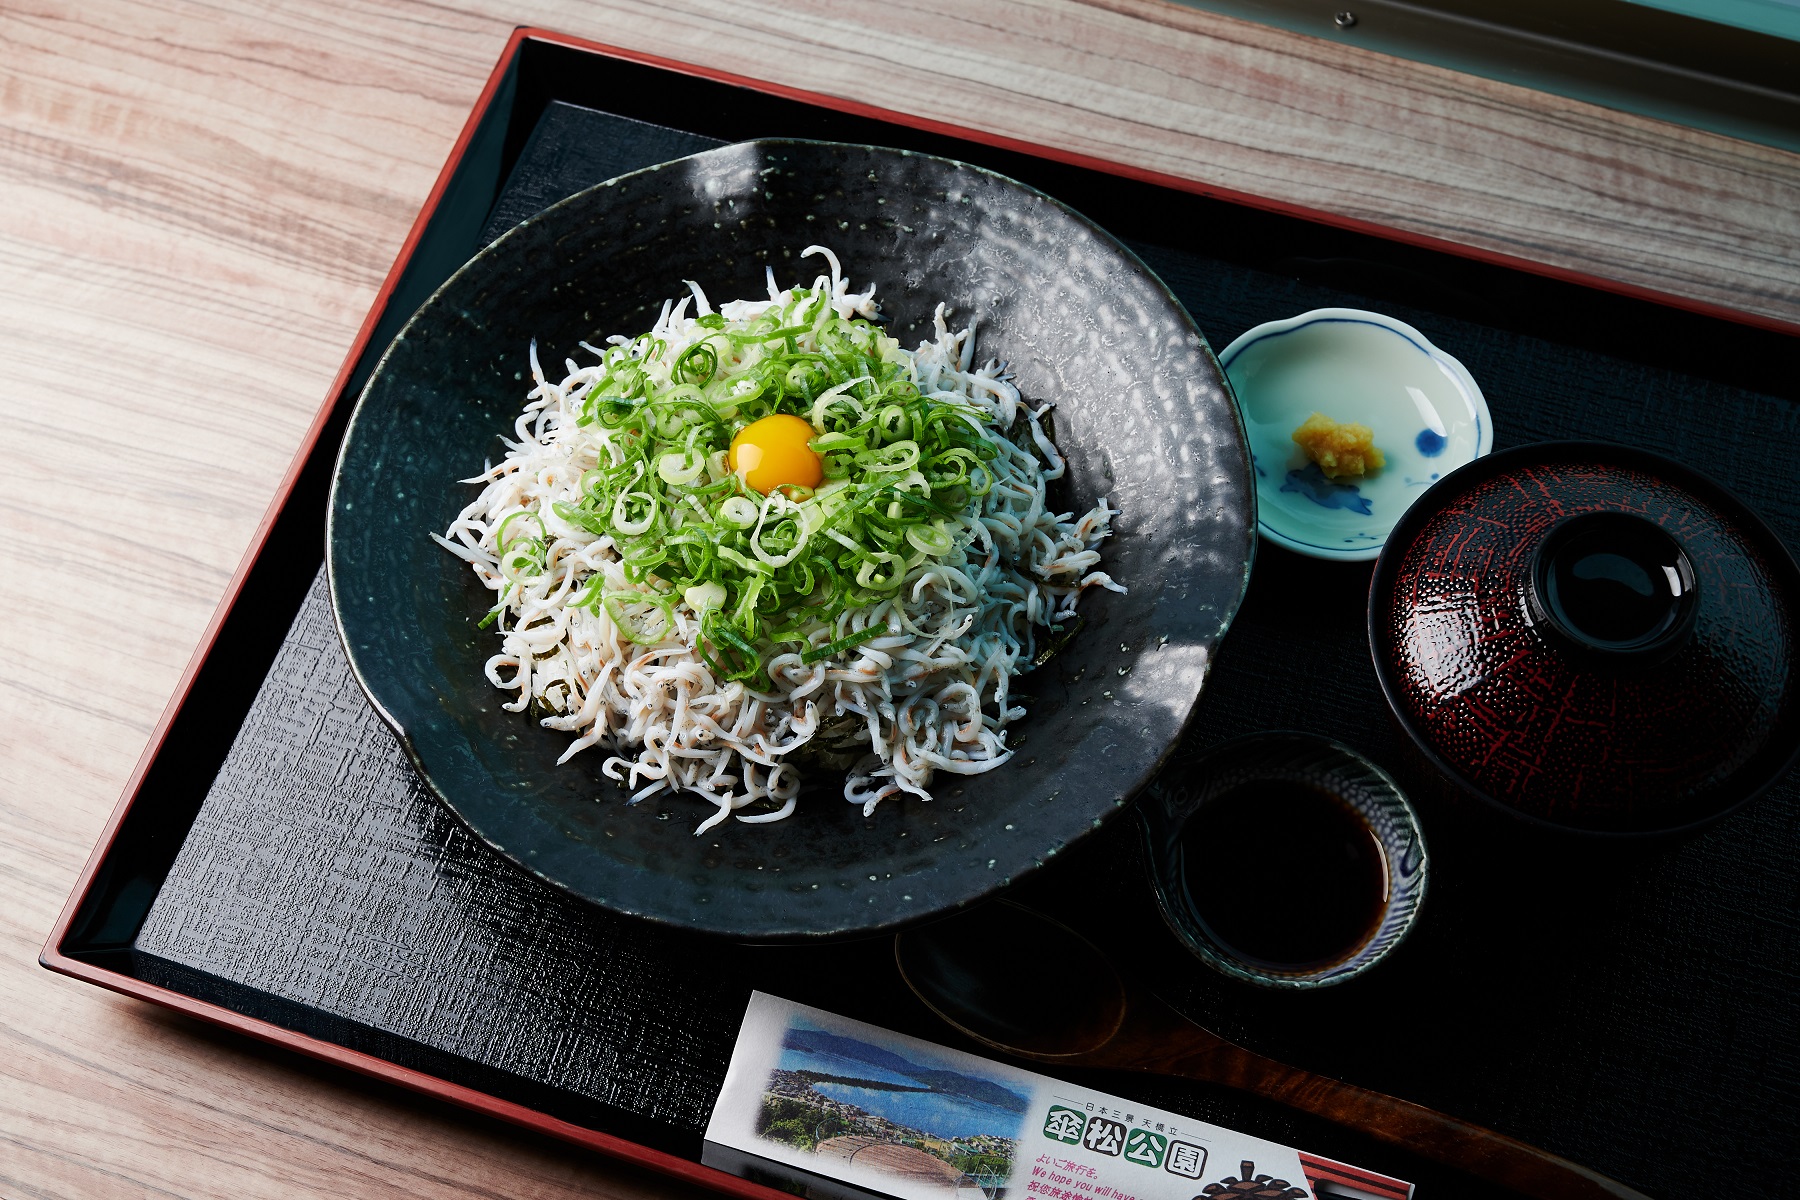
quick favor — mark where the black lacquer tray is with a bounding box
[46,29,1800,1200]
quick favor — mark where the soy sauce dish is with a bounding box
[1139,732,1428,989]
[1220,308,1491,561]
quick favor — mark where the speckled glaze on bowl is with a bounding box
[1139,732,1428,990]
[328,139,1255,941]
[1370,442,1800,836]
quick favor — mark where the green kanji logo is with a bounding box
[1123,1129,1168,1169]
[1042,1106,1085,1144]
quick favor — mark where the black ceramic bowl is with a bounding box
[1369,441,1800,837]
[329,139,1254,939]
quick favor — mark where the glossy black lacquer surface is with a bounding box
[896,901,1128,1057]
[123,91,1800,1200]
[328,139,1254,940]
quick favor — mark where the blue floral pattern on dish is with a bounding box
[1281,462,1374,515]
[1218,308,1492,562]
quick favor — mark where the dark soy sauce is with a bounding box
[1180,781,1390,971]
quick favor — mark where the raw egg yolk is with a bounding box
[729,414,823,494]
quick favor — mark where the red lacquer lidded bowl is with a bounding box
[1369,442,1800,836]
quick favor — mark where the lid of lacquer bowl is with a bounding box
[1369,442,1800,836]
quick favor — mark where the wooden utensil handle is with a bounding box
[1195,1048,1653,1200]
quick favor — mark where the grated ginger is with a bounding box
[1291,412,1386,479]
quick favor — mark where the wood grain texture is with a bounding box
[1,0,1794,1196]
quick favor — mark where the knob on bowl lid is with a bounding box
[1368,442,1800,835]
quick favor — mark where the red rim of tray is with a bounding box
[42,24,1796,1197]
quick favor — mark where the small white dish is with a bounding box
[1219,308,1492,562]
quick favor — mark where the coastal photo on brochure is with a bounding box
[757,1015,1027,1194]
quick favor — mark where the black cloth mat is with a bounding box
[135,101,1800,1196]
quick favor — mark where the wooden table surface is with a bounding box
[3,2,1796,1196]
